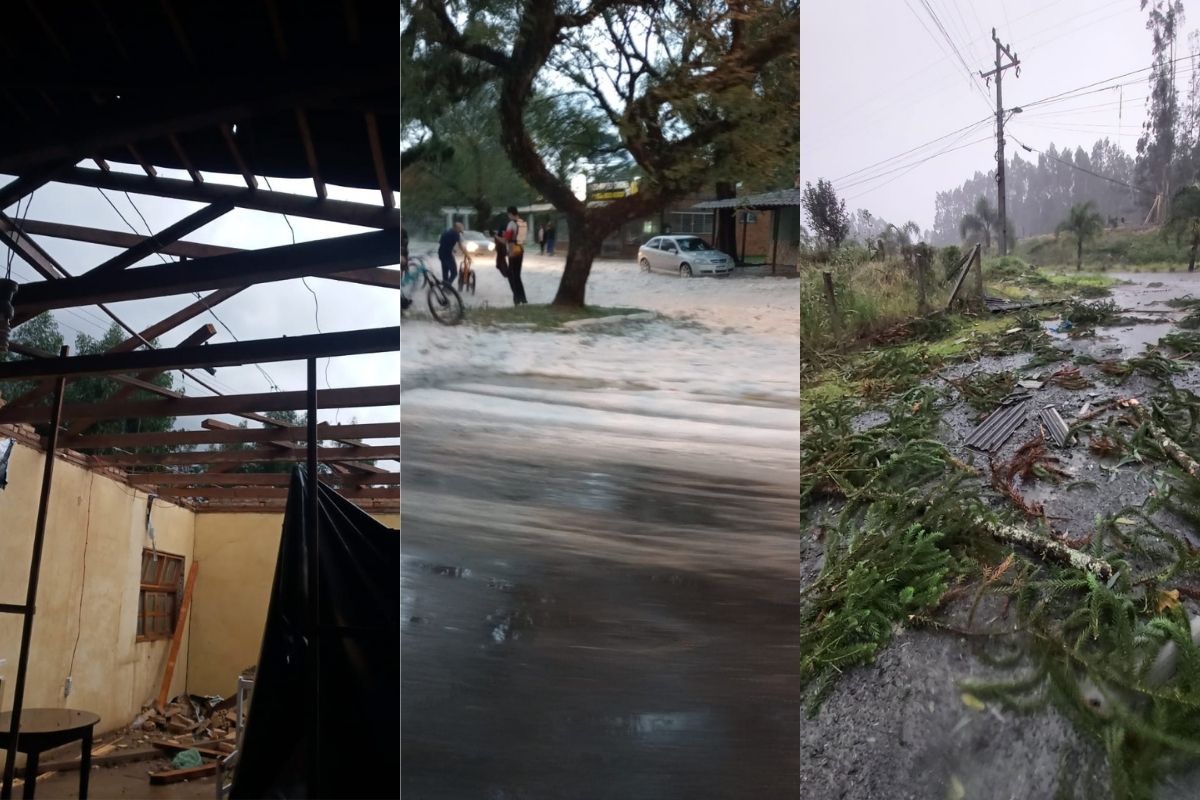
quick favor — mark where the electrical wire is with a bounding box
[904,0,994,113]
[838,128,992,194]
[98,186,282,392]
[1008,131,1155,195]
[67,472,96,682]
[843,134,994,202]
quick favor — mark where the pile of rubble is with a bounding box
[130,694,238,749]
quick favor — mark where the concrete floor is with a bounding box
[29,758,215,799]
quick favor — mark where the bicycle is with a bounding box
[402,253,465,325]
[458,254,477,295]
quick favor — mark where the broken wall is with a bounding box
[0,439,195,739]
[188,511,399,697]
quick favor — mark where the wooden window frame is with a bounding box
[137,549,184,643]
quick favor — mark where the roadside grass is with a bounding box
[1017,226,1193,272]
[469,304,647,330]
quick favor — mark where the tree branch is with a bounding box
[419,1,511,69]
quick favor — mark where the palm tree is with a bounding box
[879,220,921,259]
[1056,201,1105,271]
[1166,185,1200,272]
[959,197,998,252]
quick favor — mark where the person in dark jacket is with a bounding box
[400,224,411,309]
[491,230,510,278]
[437,222,465,286]
[544,220,557,256]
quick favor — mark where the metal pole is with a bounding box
[304,356,320,797]
[1,346,69,800]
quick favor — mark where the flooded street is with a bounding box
[400,380,801,799]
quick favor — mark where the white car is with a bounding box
[460,230,496,258]
[638,236,734,277]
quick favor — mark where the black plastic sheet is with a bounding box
[231,467,399,799]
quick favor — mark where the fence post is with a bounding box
[822,271,842,336]
[915,246,931,315]
[971,243,985,311]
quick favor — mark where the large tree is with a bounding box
[407,0,799,306]
[801,179,850,250]
[1137,0,1184,218]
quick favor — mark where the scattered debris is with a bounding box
[1046,366,1093,390]
[1039,406,1072,448]
[977,516,1114,578]
[947,370,1017,414]
[1017,379,1045,390]
[965,394,1031,452]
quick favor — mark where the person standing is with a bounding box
[400,223,411,310]
[492,230,510,279]
[504,206,529,305]
[537,224,546,254]
[545,220,557,256]
[437,221,465,287]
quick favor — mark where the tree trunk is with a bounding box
[1076,237,1083,271]
[714,181,737,255]
[552,216,602,307]
[1191,236,1198,273]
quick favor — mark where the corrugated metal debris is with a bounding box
[966,393,1032,452]
[1038,406,1072,448]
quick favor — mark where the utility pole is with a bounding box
[980,28,1020,256]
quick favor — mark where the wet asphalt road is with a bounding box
[400,410,801,799]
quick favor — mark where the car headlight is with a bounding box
[466,242,479,252]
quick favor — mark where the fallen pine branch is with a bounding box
[977,517,1114,579]
[1125,400,1200,477]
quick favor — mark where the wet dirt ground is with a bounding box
[400,399,802,799]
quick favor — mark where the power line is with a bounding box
[905,0,994,111]
[1008,131,1154,195]
[844,133,994,201]
[833,116,992,184]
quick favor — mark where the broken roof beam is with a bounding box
[126,471,399,486]
[71,420,398,449]
[125,143,157,177]
[14,218,237,257]
[12,229,398,318]
[0,327,399,382]
[218,124,258,189]
[0,383,398,425]
[364,112,393,208]
[150,486,397,500]
[294,109,326,200]
[88,201,233,275]
[166,133,203,183]
[198,417,387,475]
[53,167,398,228]
[9,219,397,287]
[93,444,398,467]
[0,214,70,278]
[3,287,244,410]
[59,324,217,438]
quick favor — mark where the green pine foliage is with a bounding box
[800,522,951,716]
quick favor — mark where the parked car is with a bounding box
[638,236,733,277]
[460,230,496,258]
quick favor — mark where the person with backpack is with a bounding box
[504,206,529,305]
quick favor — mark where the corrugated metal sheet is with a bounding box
[965,394,1032,452]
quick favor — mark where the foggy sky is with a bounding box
[801,0,1167,232]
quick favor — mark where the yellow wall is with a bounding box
[0,441,195,739]
[187,511,398,697]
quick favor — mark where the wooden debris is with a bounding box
[152,740,226,759]
[148,762,218,785]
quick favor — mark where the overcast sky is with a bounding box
[801,0,1177,231]
[0,163,399,439]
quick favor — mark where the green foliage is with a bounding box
[940,244,963,280]
[802,179,850,249]
[800,522,952,716]
[1064,299,1120,327]
[947,370,1017,415]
